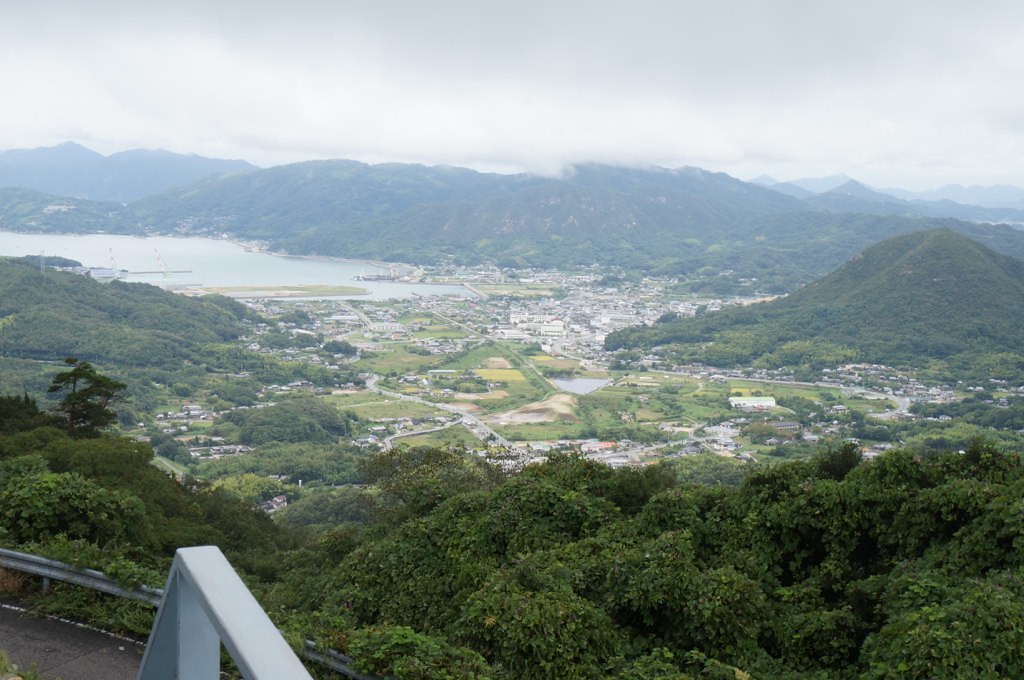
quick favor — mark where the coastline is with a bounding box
[230,238,412,272]
[1,230,478,299]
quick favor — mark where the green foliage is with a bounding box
[273,441,1024,677]
[219,397,357,446]
[814,442,863,481]
[0,454,145,544]
[861,571,1024,678]
[0,262,249,367]
[0,649,44,680]
[671,454,749,487]
[348,625,494,679]
[323,339,357,356]
[358,445,504,519]
[458,567,622,679]
[615,648,690,679]
[608,229,1024,379]
[47,358,126,436]
[198,442,364,486]
[0,393,59,433]
[278,485,382,529]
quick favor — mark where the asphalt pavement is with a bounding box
[0,603,143,679]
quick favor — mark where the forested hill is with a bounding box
[7,159,1024,290]
[0,258,253,367]
[127,162,802,269]
[121,161,1024,285]
[606,229,1024,372]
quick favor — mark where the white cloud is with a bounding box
[2,1,1023,189]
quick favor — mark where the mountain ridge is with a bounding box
[4,152,1024,293]
[0,142,256,202]
[606,229,1024,377]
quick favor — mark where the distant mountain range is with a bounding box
[0,142,256,202]
[3,144,1024,293]
[755,176,1024,223]
[606,229,1024,376]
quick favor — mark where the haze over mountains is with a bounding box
[0,142,255,202]
[3,143,1024,294]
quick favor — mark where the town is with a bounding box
[142,262,1024,492]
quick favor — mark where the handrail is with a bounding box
[0,547,162,606]
[138,546,312,679]
[0,546,378,679]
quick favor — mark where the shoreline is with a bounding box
[230,238,413,272]
[0,230,479,298]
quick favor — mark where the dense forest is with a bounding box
[4,376,1024,678]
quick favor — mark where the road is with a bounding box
[365,374,524,453]
[0,602,144,680]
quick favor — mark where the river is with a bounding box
[0,232,473,300]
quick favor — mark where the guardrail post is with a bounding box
[137,546,313,680]
[178,569,220,677]
[0,546,374,679]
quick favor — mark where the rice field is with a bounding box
[476,368,528,382]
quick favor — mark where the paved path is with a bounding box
[0,603,143,679]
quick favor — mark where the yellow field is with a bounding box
[476,368,528,382]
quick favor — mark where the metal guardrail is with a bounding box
[0,546,377,679]
[138,546,312,679]
[0,547,163,606]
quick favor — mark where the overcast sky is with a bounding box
[2,1,1022,190]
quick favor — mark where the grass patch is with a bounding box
[468,283,559,297]
[152,455,188,476]
[199,284,367,297]
[411,325,470,340]
[324,391,398,408]
[354,345,445,374]
[394,424,482,448]
[476,369,528,382]
[349,400,448,419]
[495,422,587,441]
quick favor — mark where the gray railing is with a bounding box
[0,545,377,679]
[0,547,162,605]
[138,545,311,679]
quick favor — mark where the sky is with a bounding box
[2,0,1022,190]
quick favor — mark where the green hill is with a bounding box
[0,187,133,234]
[6,159,1024,291]
[607,229,1024,375]
[0,258,265,410]
[0,259,251,367]
[122,161,1024,288]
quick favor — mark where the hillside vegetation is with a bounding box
[607,229,1024,378]
[0,259,251,366]
[262,443,1024,679]
[0,259,344,421]
[6,161,1024,291]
